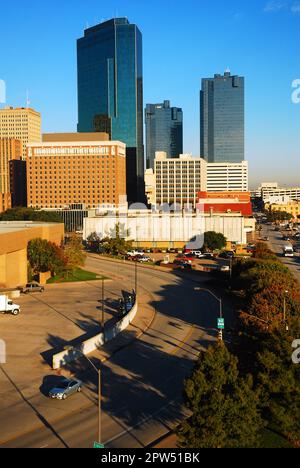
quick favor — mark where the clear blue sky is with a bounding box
[0,0,299,187]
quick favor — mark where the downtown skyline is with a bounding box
[0,0,299,188]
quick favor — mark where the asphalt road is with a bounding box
[1,256,233,449]
[262,226,300,282]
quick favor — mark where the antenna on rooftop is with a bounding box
[26,90,30,108]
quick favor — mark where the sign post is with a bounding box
[217,318,225,341]
[94,442,105,449]
[217,318,225,330]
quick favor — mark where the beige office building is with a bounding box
[152,152,207,209]
[0,138,22,212]
[0,106,41,159]
[27,134,126,209]
[265,201,300,220]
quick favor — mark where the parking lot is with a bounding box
[0,280,121,408]
[132,251,234,272]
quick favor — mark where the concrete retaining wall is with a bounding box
[52,300,138,370]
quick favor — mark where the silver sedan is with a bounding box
[48,378,82,400]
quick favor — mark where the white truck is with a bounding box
[283,245,294,258]
[0,295,20,315]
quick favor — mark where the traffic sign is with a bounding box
[217,318,225,330]
[93,442,105,449]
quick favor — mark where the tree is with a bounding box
[236,256,300,333]
[178,343,263,448]
[203,231,227,252]
[28,238,65,275]
[64,234,86,275]
[100,223,133,256]
[86,232,102,252]
[256,318,300,445]
[0,207,62,223]
[265,209,293,223]
[252,242,277,261]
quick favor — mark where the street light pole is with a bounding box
[195,287,223,341]
[284,290,289,332]
[98,367,101,446]
[135,262,138,295]
[64,347,102,446]
[219,297,223,341]
[101,278,105,332]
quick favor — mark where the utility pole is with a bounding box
[135,262,138,295]
[102,278,105,332]
[195,287,224,342]
[219,297,223,342]
[98,368,101,446]
[284,290,289,331]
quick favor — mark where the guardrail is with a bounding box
[52,299,138,370]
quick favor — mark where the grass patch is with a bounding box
[259,427,293,448]
[47,268,108,284]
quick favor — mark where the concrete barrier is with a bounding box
[52,299,138,370]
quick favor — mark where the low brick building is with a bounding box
[0,222,64,288]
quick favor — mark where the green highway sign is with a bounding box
[94,442,105,449]
[217,318,225,330]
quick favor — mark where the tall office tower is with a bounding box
[145,100,183,169]
[0,138,22,212]
[200,71,244,163]
[0,106,41,159]
[77,18,144,203]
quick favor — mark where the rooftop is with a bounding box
[0,221,60,235]
[42,132,109,143]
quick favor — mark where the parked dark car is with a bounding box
[202,252,214,259]
[219,251,235,260]
[174,260,192,270]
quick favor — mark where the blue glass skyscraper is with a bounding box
[200,71,245,163]
[145,100,183,169]
[77,18,144,203]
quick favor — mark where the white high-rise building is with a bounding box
[145,154,249,208]
[206,161,249,192]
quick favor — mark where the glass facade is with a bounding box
[145,101,183,169]
[200,72,244,163]
[77,18,144,202]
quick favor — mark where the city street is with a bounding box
[261,225,300,282]
[0,256,234,448]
